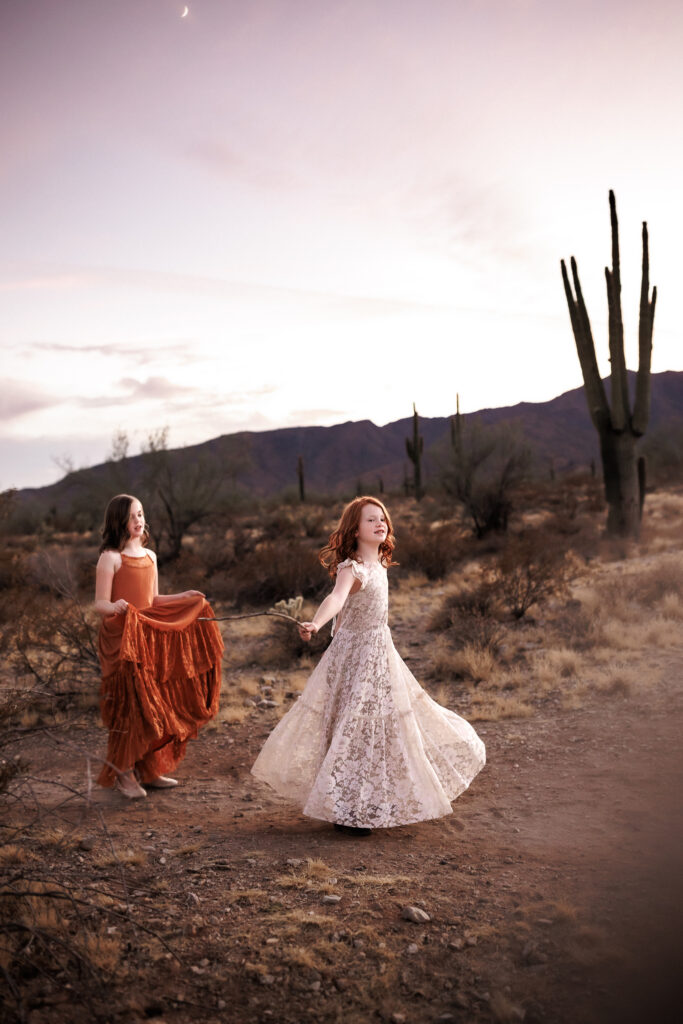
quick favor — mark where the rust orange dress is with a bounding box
[97,552,223,787]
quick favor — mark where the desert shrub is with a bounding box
[429,580,503,652]
[227,541,328,606]
[640,418,683,485]
[3,552,100,700]
[494,531,571,619]
[621,557,683,605]
[440,418,530,537]
[260,508,302,541]
[261,617,329,667]
[302,510,329,539]
[395,523,464,580]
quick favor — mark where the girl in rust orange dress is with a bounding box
[94,494,223,799]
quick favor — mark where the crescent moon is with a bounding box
[181,5,189,16]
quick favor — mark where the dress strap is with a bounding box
[336,558,369,590]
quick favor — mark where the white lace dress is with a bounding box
[251,558,486,828]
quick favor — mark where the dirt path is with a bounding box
[20,642,681,1024]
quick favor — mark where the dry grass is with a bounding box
[281,944,325,971]
[239,677,261,697]
[660,592,683,620]
[339,874,411,886]
[469,694,534,721]
[76,931,123,973]
[177,842,203,856]
[0,844,28,864]
[533,648,584,691]
[454,644,497,682]
[271,909,335,929]
[219,704,251,725]
[592,664,643,697]
[305,857,335,878]
[94,848,146,868]
[225,888,268,905]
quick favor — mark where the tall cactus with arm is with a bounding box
[561,191,656,538]
[405,402,424,500]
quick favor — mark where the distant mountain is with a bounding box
[14,371,683,515]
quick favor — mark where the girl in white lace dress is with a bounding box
[251,496,485,835]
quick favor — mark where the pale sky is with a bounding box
[2,0,681,489]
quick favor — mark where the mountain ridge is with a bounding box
[14,370,683,511]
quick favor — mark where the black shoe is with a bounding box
[333,823,372,837]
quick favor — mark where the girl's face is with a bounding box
[126,500,145,541]
[355,503,388,547]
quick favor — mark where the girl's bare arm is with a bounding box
[94,551,127,616]
[299,567,360,639]
[148,551,205,605]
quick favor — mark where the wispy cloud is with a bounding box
[0,380,62,422]
[2,264,451,317]
[76,376,199,408]
[29,341,195,366]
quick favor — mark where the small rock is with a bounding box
[309,980,321,992]
[352,937,364,949]
[334,978,348,991]
[286,858,302,867]
[217,1000,227,1010]
[392,1014,406,1023]
[265,937,278,945]
[199,958,209,967]
[79,836,95,852]
[259,699,279,708]
[453,992,469,1009]
[258,974,275,986]
[406,943,419,955]
[438,1015,456,1022]
[159,857,167,865]
[465,933,478,947]
[402,905,430,924]
[448,938,464,950]
[322,894,342,904]
[190,965,204,975]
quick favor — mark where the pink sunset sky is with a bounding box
[1,0,682,489]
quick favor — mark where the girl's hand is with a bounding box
[298,621,318,642]
[112,599,128,615]
[183,590,205,598]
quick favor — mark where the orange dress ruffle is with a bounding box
[97,553,223,787]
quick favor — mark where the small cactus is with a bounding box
[405,402,424,500]
[271,596,304,621]
[297,454,305,503]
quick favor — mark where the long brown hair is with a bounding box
[319,496,397,577]
[99,494,149,554]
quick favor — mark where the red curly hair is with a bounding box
[319,496,397,577]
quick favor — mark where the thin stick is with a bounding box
[198,610,300,624]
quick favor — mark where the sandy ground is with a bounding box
[13,634,682,1024]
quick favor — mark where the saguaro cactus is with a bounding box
[405,402,424,500]
[449,393,462,458]
[297,454,305,503]
[561,191,656,539]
